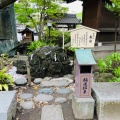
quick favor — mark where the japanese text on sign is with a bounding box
[71,31,96,48]
[69,26,99,48]
[82,77,88,95]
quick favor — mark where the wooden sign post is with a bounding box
[69,25,99,48]
[69,25,99,98]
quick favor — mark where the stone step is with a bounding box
[41,105,64,120]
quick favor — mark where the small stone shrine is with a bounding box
[75,49,96,98]
[18,26,34,43]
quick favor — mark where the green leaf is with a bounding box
[2,84,8,91]
[0,84,2,91]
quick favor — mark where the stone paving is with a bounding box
[16,75,74,120]
[41,105,64,120]
[6,66,75,120]
[7,66,98,120]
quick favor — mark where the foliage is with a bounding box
[105,1,120,52]
[27,40,47,54]
[0,53,13,69]
[27,40,54,54]
[0,67,14,91]
[14,0,68,39]
[105,0,120,16]
[108,77,120,82]
[97,58,107,73]
[67,47,79,52]
[1,53,9,60]
[113,66,120,77]
[76,12,82,22]
[45,29,70,47]
[97,52,120,75]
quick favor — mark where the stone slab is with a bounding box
[92,82,120,120]
[40,78,71,87]
[41,105,64,120]
[20,93,33,100]
[56,88,71,94]
[38,88,53,94]
[20,101,34,109]
[72,93,94,120]
[55,97,67,103]
[15,77,27,85]
[34,78,42,84]
[34,94,53,102]
[0,91,17,120]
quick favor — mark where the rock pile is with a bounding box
[14,46,73,78]
[13,60,27,74]
[28,46,73,78]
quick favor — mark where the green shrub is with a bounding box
[27,40,55,54]
[97,58,107,73]
[97,52,120,74]
[45,29,70,47]
[68,47,79,52]
[27,40,47,54]
[113,66,120,77]
[108,77,120,82]
[0,67,14,91]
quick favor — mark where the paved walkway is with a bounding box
[7,65,97,120]
[9,65,76,120]
[41,105,64,120]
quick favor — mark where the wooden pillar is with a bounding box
[0,57,3,69]
[26,60,31,86]
[17,52,19,60]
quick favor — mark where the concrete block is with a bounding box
[72,93,95,119]
[0,91,17,120]
[92,82,120,120]
[41,105,64,120]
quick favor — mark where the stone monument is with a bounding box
[92,82,120,120]
[0,0,18,56]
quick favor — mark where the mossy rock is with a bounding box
[95,73,114,82]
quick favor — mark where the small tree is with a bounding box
[14,0,68,40]
[76,12,82,22]
[105,0,120,52]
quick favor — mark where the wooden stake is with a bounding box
[0,57,3,69]
[17,52,19,60]
[26,60,31,86]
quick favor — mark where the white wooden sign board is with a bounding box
[69,25,99,48]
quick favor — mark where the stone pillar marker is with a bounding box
[92,82,120,120]
[74,49,96,98]
[69,25,99,119]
